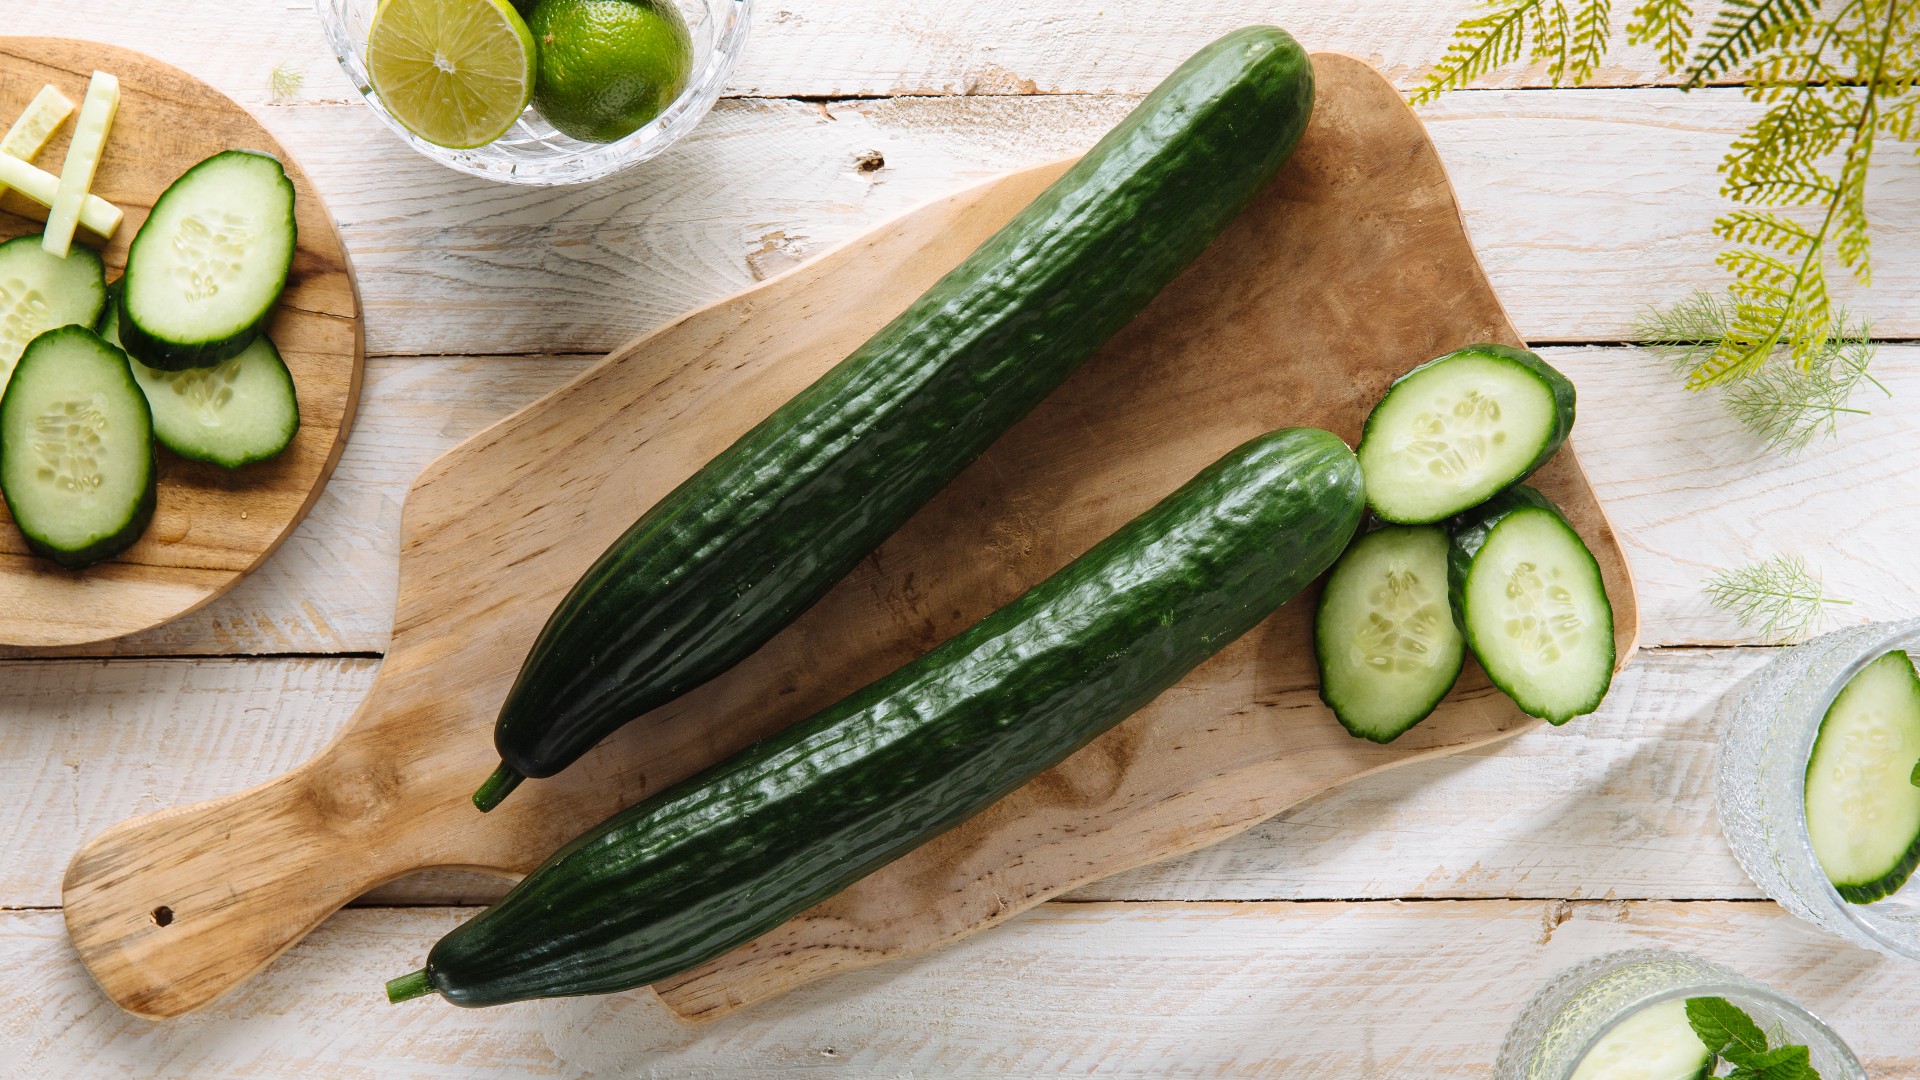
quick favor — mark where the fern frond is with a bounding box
[1637,295,1886,453]
[1634,290,1741,376]
[1412,0,1546,103]
[1723,318,1882,453]
[1714,209,1816,253]
[1627,0,1696,68]
[1569,0,1617,83]
[1686,0,1817,86]
[1703,554,1850,643]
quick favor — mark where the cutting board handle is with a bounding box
[61,716,438,1018]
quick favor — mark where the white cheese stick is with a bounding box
[44,71,119,257]
[0,151,123,237]
[0,85,74,199]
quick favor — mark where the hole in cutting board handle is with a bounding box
[149,905,174,928]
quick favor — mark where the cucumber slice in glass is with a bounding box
[1359,343,1575,524]
[0,234,107,392]
[103,292,299,469]
[1315,524,1465,742]
[1805,649,1920,904]
[1449,485,1614,724]
[1568,998,1714,1080]
[0,325,155,568]
[118,149,295,370]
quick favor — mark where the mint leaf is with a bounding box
[1688,996,1770,1065]
[1726,1042,1817,1080]
[1910,756,1918,787]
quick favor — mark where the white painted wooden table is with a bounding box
[4,3,1918,1076]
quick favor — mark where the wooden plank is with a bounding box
[8,1,1726,104]
[7,343,1913,660]
[220,91,1920,359]
[0,648,1792,909]
[2,901,1908,1076]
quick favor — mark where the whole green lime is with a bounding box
[528,0,693,143]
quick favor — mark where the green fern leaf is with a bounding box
[1412,0,1547,103]
[1570,0,1617,82]
[1627,0,1696,68]
[1687,0,1816,86]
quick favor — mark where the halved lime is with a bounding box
[366,0,537,150]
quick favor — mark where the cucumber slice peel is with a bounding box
[1805,649,1920,904]
[1449,485,1614,724]
[1315,524,1465,742]
[1359,344,1575,524]
[0,235,107,392]
[0,325,155,568]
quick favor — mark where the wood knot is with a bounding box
[307,761,402,832]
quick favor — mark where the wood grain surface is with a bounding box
[11,901,1916,1077]
[0,38,361,648]
[60,54,1636,1022]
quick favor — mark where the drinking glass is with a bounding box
[1717,617,1920,960]
[315,0,752,184]
[1493,949,1864,1079]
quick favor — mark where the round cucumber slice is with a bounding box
[0,235,107,391]
[104,288,300,468]
[1359,344,1575,524]
[0,325,155,568]
[1805,649,1920,904]
[1450,485,1614,724]
[118,150,296,370]
[1315,524,1465,742]
[1569,997,1713,1080]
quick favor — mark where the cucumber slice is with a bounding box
[102,291,300,468]
[1358,344,1575,524]
[1449,485,1614,724]
[1569,998,1714,1080]
[1315,524,1465,742]
[118,150,296,370]
[1805,649,1920,904]
[0,325,155,568]
[0,234,107,393]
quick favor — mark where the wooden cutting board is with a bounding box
[63,53,1638,1021]
[0,38,362,647]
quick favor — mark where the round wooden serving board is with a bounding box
[0,38,362,648]
[65,54,1636,1021]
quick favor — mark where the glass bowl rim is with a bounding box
[313,0,754,185]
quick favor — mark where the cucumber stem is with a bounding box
[472,763,523,812]
[385,969,433,1003]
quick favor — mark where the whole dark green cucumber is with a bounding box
[473,27,1319,810]
[389,427,1364,1006]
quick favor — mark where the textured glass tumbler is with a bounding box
[316,0,752,184]
[1717,617,1920,960]
[1493,950,1864,1079]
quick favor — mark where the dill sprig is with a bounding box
[1635,291,1886,453]
[1414,0,1920,390]
[1703,554,1851,641]
[269,63,306,104]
